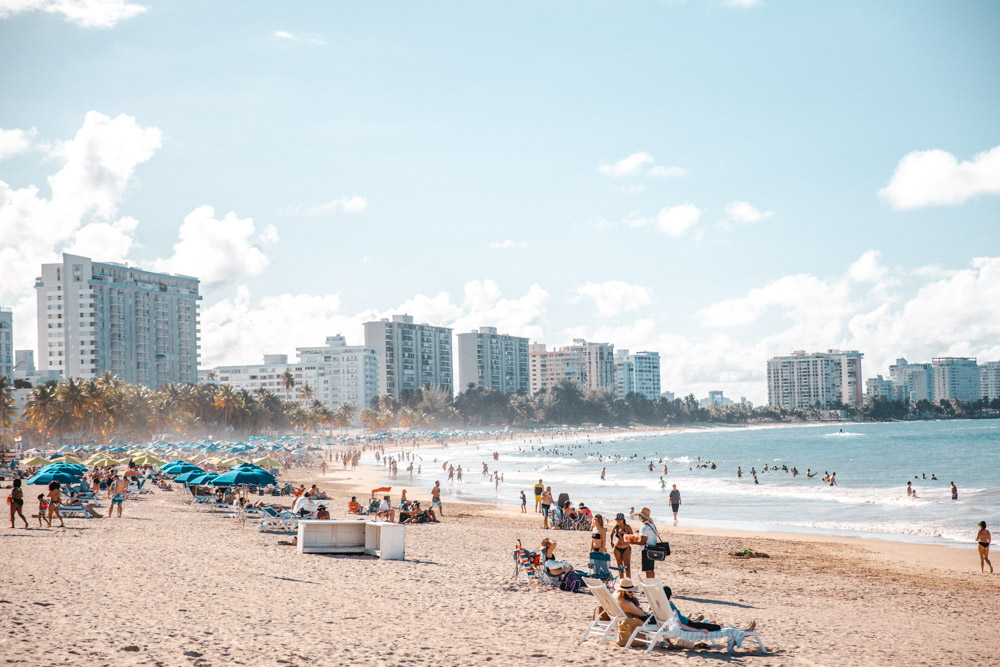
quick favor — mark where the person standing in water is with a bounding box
[600,467,606,481]
[951,482,958,501]
[976,521,992,574]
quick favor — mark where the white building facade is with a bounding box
[980,361,1000,402]
[456,327,529,395]
[865,375,895,403]
[529,343,586,394]
[932,357,980,403]
[614,349,661,400]
[363,315,453,399]
[767,349,864,410]
[565,339,615,395]
[889,358,934,403]
[0,308,11,380]
[35,253,200,387]
[296,335,380,416]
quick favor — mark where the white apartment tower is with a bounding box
[0,308,12,380]
[980,361,1000,402]
[364,315,453,399]
[889,358,934,403]
[529,343,586,394]
[767,349,864,410]
[614,349,661,400]
[456,327,530,394]
[864,375,895,404]
[932,357,980,403]
[296,335,380,416]
[35,254,200,387]
[565,339,616,395]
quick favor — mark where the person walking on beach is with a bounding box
[9,478,28,528]
[610,513,633,579]
[533,479,543,513]
[951,482,958,501]
[457,465,463,482]
[46,481,64,528]
[977,521,993,574]
[669,485,681,526]
[109,475,127,518]
[635,507,660,579]
[431,481,443,518]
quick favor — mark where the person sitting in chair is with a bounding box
[315,505,330,520]
[616,579,647,619]
[347,496,361,514]
[540,538,573,576]
[377,495,395,523]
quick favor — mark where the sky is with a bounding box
[1,0,998,404]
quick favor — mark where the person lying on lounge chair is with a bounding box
[663,586,756,632]
[540,539,573,576]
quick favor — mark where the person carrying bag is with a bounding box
[635,507,669,578]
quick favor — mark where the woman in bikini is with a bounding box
[47,481,64,528]
[590,514,607,554]
[9,478,29,528]
[611,512,633,579]
[977,521,993,574]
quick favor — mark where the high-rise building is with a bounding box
[766,349,864,410]
[980,361,1000,402]
[529,343,586,394]
[564,339,615,395]
[0,308,12,380]
[865,375,895,403]
[296,335,380,416]
[35,253,200,388]
[614,349,661,400]
[456,327,529,395]
[363,314,453,399]
[889,358,934,403]
[932,357,980,403]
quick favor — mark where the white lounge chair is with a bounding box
[638,578,767,654]
[580,577,660,648]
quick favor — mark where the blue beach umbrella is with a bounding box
[26,471,81,486]
[210,468,276,487]
[173,470,207,484]
[187,473,218,486]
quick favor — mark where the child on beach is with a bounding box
[520,490,526,512]
[37,494,47,527]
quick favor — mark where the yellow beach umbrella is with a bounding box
[253,456,282,468]
[20,456,51,467]
[188,453,207,463]
[131,452,166,466]
[219,457,248,467]
[88,455,120,468]
[166,450,188,459]
[50,455,84,464]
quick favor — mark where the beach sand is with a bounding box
[3,461,999,667]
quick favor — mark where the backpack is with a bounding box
[560,569,583,593]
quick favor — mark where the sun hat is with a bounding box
[618,578,635,591]
[637,507,653,523]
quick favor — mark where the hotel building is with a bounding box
[932,357,980,403]
[888,358,934,403]
[614,349,661,400]
[456,327,529,394]
[980,361,1000,402]
[766,349,864,410]
[363,315,453,399]
[528,343,586,394]
[35,253,200,388]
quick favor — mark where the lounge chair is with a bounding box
[638,578,767,654]
[580,577,654,646]
[586,551,623,590]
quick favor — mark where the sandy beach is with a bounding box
[3,458,999,667]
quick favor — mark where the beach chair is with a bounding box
[580,577,652,646]
[586,552,622,590]
[513,539,540,581]
[637,578,767,654]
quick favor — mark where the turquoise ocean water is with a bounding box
[396,420,999,546]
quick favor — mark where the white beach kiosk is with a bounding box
[297,520,405,560]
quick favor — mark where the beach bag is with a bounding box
[560,570,583,593]
[593,606,611,622]
[616,618,645,647]
[644,524,670,560]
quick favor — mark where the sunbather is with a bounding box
[663,586,755,632]
[347,496,361,513]
[616,578,646,619]
[377,495,395,522]
[540,538,573,576]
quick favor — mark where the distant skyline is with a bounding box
[1,1,998,404]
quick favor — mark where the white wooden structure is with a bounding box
[297,520,405,560]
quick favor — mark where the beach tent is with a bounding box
[19,456,51,467]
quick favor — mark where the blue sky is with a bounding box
[1,0,998,403]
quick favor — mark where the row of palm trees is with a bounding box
[3,372,357,448]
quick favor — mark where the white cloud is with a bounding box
[65,216,139,261]
[272,30,327,45]
[152,206,273,289]
[599,152,654,177]
[599,151,687,180]
[656,203,702,237]
[724,0,762,8]
[0,128,36,160]
[879,145,1000,209]
[200,281,549,368]
[574,280,653,317]
[0,0,147,28]
[719,200,772,228]
[279,196,367,216]
[648,165,688,178]
[620,184,647,194]
[489,239,527,250]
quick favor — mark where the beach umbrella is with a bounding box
[26,471,80,486]
[19,456,51,467]
[88,455,120,468]
[123,470,143,477]
[166,450,188,459]
[252,456,282,468]
[131,452,166,466]
[210,468,276,487]
[38,463,86,475]
[173,470,207,484]
[50,455,84,465]
[187,472,218,486]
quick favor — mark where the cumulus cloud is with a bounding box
[278,196,367,216]
[0,128,36,160]
[65,216,139,261]
[656,203,702,237]
[489,239,527,250]
[879,145,1000,209]
[719,200,772,228]
[0,0,147,28]
[0,111,160,326]
[272,30,327,45]
[574,280,653,317]
[200,281,550,368]
[152,206,273,288]
[599,151,687,179]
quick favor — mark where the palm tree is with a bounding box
[280,371,296,394]
[298,383,316,403]
[0,375,14,457]
[22,382,56,443]
[214,384,242,432]
[334,403,355,431]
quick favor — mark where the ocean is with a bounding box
[389,419,1000,547]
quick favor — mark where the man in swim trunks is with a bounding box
[109,475,128,518]
[669,485,681,526]
[431,481,443,518]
